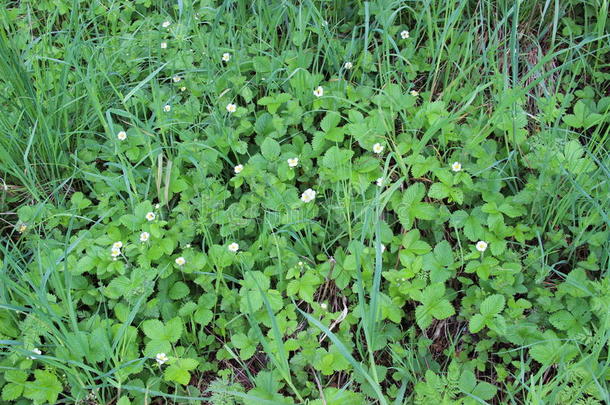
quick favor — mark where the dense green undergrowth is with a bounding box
[0,0,609,404]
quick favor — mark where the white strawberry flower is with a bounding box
[451,162,462,172]
[155,352,169,365]
[476,241,488,252]
[300,188,316,203]
[410,90,419,97]
[162,21,171,28]
[373,143,384,154]
[175,257,186,266]
[113,241,123,249]
[111,247,121,258]
[117,131,127,141]
[226,103,237,113]
[234,164,243,174]
[163,104,171,112]
[400,30,409,39]
[222,52,231,62]
[160,42,167,49]
[344,61,353,69]
[313,86,324,97]
[228,242,239,252]
[29,348,42,359]
[287,157,299,167]
[140,232,150,242]
[145,212,156,221]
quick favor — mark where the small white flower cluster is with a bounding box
[108,209,161,259]
[160,21,171,48]
[111,241,123,260]
[235,158,299,177]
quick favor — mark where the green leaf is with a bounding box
[286,272,320,302]
[397,183,436,229]
[459,369,497,401]
[415,283,454,329]
[253,56,272,73]
[320,111,341,131]
[142,319,164,339]
[473,381,498,400]
[194,308,213,325]
[164,317,183,343]
[70,191,92,209]
[562,100,602,128]
[5,370,28,383]
[415,305,433,329]
[428,183,450,200]
[400,230,432,260]
[430,300,454,319]
[232,333,256,360]
[169,281,190,300]
[468,314,486,333]
[549,310,577,331]
[117,396,132,405]
[2,383,24,402]
[261,137,281,161]
[24,370,62,405]
[164,358,199,385]
[144,339,172,357]
[410,204,436,220]
[480,294,505,316]
[433,241,454,267]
